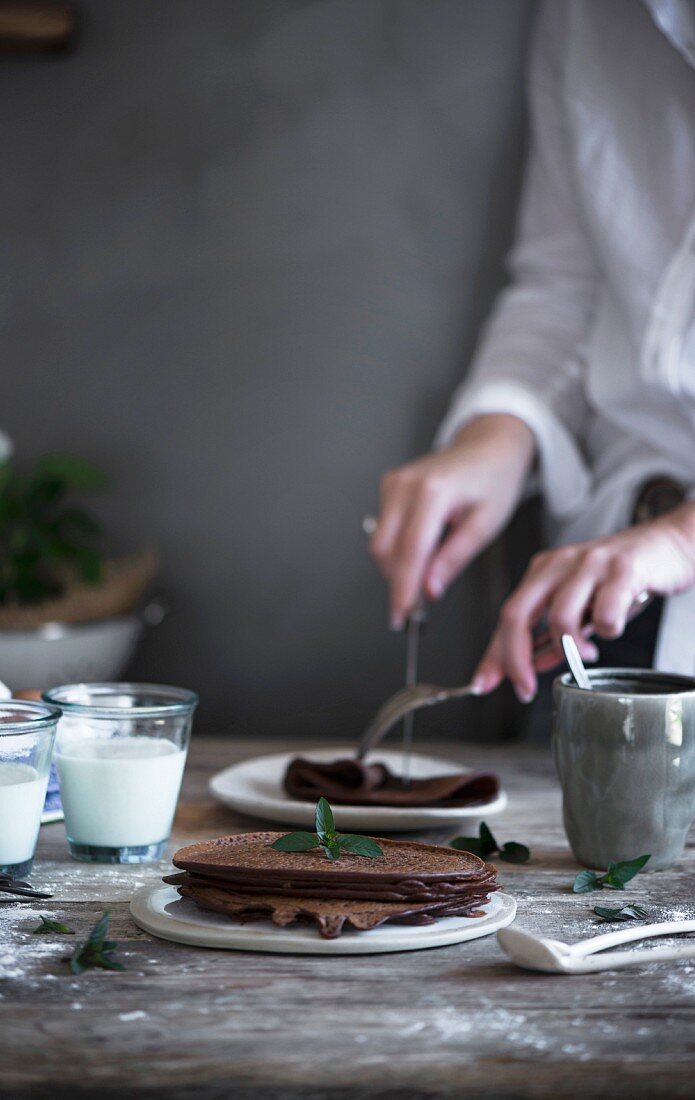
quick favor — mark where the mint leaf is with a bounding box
[593,904,649,922]
[449,837,490,858]
[450,821,530,863]
[270,832,319,852]
[450,822,496,859]
[315,797,335,841]
[602,854,650,889]
[92,955,126,972]
[33,915,75,935]
[69,910,124,975]
[479,822,498,853]
[573,855,650,894]
[573,869,601,893]
[499,842,530,864]
[270,801,384,862]
[337,834,384,858]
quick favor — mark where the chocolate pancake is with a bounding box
[176,882,492,939]
[172,832,493,888]
[164,869,498,905]
[283,756,499,807]
[168,831,499,937]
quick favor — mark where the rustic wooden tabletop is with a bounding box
[1,736,693,1099]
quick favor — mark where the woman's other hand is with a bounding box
[370,414,536,629]
[474,504,695,702]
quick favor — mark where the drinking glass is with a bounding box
[0,700,61,877]
[42,683,198,864]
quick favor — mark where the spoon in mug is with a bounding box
[561,633,592,690]
[558,590,652,690]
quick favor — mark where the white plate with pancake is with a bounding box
[130,883,516,955]
[208,746,507,832]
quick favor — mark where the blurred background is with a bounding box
[2,0,538,736]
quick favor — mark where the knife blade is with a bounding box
[401,600,426,788]
[361,514,426,785]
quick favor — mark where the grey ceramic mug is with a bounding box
[552,669,695,871]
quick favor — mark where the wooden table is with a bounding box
[2,737,694,1098]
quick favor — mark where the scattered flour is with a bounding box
[0,903,70,981]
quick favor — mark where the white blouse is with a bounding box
[437,0,695,674]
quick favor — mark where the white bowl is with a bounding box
[0,615,143,691]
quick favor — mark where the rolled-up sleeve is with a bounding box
[436,2,597,520]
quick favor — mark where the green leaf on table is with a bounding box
[573,855,650,894]
[573,869,602,893]
[337,834,384,858]
[270,831,319,853]
[315,797,336,841]
[593,904,649,922]
[498,842,531,864]
[449,836,490,859]
[69,910,125,975]
[602,855,651,889]
[33,915,75,935]
[479,821,498,853]
[449,820,496,859]
[450,821,530,863]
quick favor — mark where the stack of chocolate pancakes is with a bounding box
[165,832,499,939]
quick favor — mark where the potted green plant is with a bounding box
[0,452,159,691]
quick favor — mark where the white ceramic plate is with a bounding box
[208,746,507,832]
[130,884,516,956]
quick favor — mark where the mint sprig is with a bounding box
[33,915,75,935]
[271,798,383,861]
[269,830,318,852]
[450,821,530,864]
[69,910,125,974]
[593,904,649,922]
[573,854,650,893]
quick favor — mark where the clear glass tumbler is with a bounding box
[42,683,198,864]
[0,700,61,878]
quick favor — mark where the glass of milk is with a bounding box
[0,700,61,877]
[42,683,198,864]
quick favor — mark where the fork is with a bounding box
[356,680,476,759]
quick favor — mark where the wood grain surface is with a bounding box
[1,737,693,1099]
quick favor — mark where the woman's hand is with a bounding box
[473,503,695,702]
[370,414,536,629]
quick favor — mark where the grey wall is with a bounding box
[2,0,533,735]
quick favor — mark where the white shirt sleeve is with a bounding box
[436,3,597,520]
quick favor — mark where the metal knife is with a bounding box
[401,600,426,788]
[362,514,425,787]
